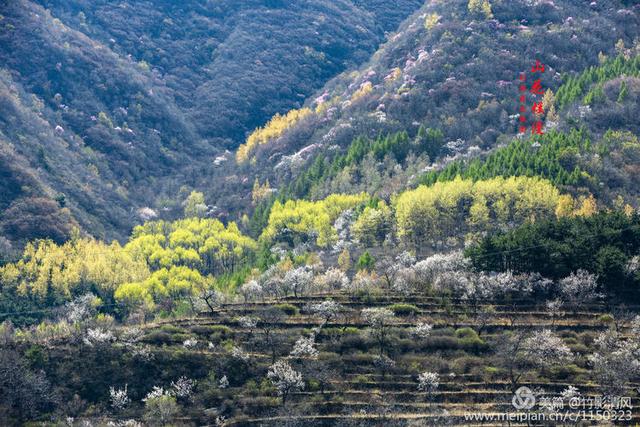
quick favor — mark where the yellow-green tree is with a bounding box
[260,193,368,247]
[395,176,569,249]
[424,13,441,30]
[115,265,209,312]
[468,0,493,19]
[183,191,207,218]
[125,217,257,276]
[236,107,312,164]
[0,238,150,304]
[352,201,393,247]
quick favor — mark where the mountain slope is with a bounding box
[241,0,640,202]
[0,0,423,244]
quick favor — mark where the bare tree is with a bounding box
[258,307,285,362]
[495,329,572,392]
[361,308,395,355]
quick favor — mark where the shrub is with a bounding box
[597,314,614,324]
[274,303,299,316]
[353,374,370,384]
[455,328,486,351]
[159,325,186,334]
[389,303,419,316]
[141,331,174,345]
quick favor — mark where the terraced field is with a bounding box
[133,292,640,426]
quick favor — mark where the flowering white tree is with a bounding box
[267,360,305,405]
[560,385,580,401]
[433,271,473,299]
[290,335,319,359]
[332,209,355,254]
[497,329,571,392]
[143,386,169,402]
[413,322,433,339]
[65,293,100,324]
[417,371,440,399]
[379,251,416,289]
[107,420,143,427]
[413,251,469,285]
[392,267,418,295]
[131,344,154,362]
[83,328,115,347]
[344,271,380,296]
[109,385,130,411]
[239,280,263,303]
[230,345,251,362]
[183,338,198,349]
[238,316,258,330]
[171,376,195,399]
[308,300,343,325]
[144,392,179,425]
[199,287,222,315]
[283,266,314,298]
[314,268,349,292]
[546,299,565,327]
[588,324,640,396]
[559,270,602,310]
[362,307,395,355]
[522,329,573,370]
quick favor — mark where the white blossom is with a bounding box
[413,322,433,339]
[238,316,258,329]
[561,385,580,400]
[131,345,155,361]
[65,293,99,323]
[361,307,395,328]
[137,207,158,221]
[283,266,314,297]
[414,251,469,283]
[143,386,170,402]
[109,385,130,410]
[239,280,263,302]
[308,300,343,322]
[290,335,319,359]
[230,345,250,362]
[522,329,573,367]
[373,354,396,371]
[219,375,229,389]
[559,270,602,308]
[344,271,379,295]
[120,327,143,344]
[107,420,142,427]
[588,327,640,395]
[182,339,198,349]
[417,372,440,393]
[171,376,195,398]
[626,256,640,275]
[314,268,349,291]
[84,328,115,346]
[267,360,304,399]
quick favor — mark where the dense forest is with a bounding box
[2,0,640,425]
[0,0,423,245]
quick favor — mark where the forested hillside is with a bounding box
[0,0,423,246]
[239,0,640,206]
